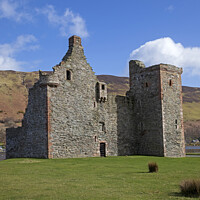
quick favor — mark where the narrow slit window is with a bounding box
[169,79,172,86]
[66,70,71,80]
[100,122,105,132]
[175,119,178,129]
[102,84,105,90]
[145,82,148,87]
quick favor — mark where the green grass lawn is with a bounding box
[186,153,200,155]
[0,156,200,200]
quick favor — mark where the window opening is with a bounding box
[94,102,96,107]
[66,70,71,80]
[175,119,178,129]
[145,82,148,87]
[102,84,105,90]
[99,122,105,132]
[95,136,97,142]
[169,79,172,86]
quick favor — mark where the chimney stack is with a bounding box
[69,35,81,47]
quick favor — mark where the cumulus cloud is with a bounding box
[129,37,200,75]
[36,5,89,38]
[0,0,31,22]
[0,35,39,70]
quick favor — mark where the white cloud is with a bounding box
[0,0,31,22]
[129,37,200,75]
[0,35,39,70]
[166,5,174,11]
[36,5,89,38]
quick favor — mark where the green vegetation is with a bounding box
[183,102,200,121]
[180,179,200,197]
[17,110,25,114]
[148,162,158,173]
[186,153,200,156]
[0,156,200,199]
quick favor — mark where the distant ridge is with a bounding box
[0,70,200,144]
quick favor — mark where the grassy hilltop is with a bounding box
[0,71,200,144]
[0,156,200,199]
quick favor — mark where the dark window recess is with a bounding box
[100,143,106,157]
[169,79,172,86]
[102,84,105,90]
[94,102,96,107]
[140,122,143,131]
[99,122,106,132]
[95,136,97,142]
[145,82,148,87]
[66,70,71,80]
[175,119,178,129]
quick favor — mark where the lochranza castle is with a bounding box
[6,36,185,158]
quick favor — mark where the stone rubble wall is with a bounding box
[115,95,135,155]
[160,66,185,157]
[6,127,24,158]
[6,36,185,159]
[6,83,48,158]
[129,61,164,156]
[48,38,123,158]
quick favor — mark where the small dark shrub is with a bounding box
[180,179,200,197]
[148,162,158,173]
[17,110,24,114]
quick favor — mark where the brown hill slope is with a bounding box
[0,71,200,144]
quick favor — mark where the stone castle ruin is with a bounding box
[6,35,185,158]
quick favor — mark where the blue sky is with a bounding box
[0,0,200,87]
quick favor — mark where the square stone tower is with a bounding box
[129,60,185,157]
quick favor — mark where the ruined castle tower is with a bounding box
[6,36,185,158]
[129,60,185,157]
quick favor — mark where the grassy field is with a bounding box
[183,102,200,121]
[0,156,200,199]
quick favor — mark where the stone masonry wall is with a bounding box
[6,83,48,158]
[129,61,164,156]
[160,65,185,157]
[6,127,24,158]
[48,36,121,158]
[116,95,135,155]
[128,60,185,157]
[6,36,185,159]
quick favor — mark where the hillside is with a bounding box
[0,70,200,144]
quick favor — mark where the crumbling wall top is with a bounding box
[39,70,59,87]
[69,35,82,47]
[129,60,182,74]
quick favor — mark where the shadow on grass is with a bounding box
[168,192,183,198]
[169,192,200,198]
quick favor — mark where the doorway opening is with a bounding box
[100,142,106,157]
